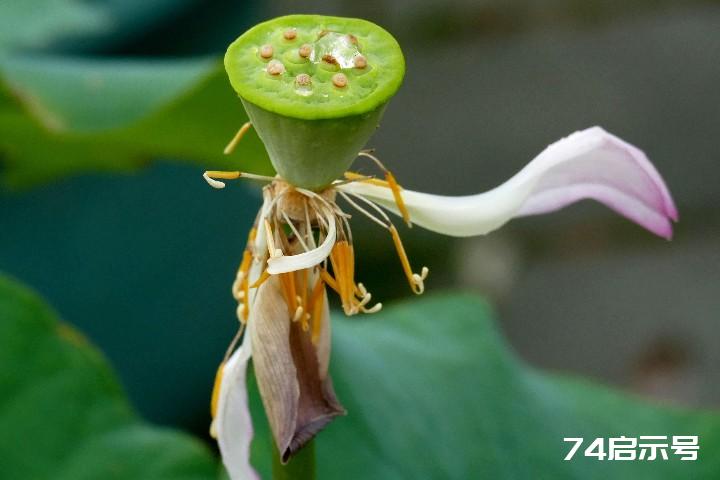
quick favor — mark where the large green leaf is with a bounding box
[4,271,718,479]
[244,295,720,479]
[0,274,218,479]
[0,1,271,188]
[0,55,271,188]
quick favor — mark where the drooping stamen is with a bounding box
[203,170,275,189]
[249,268,270,289]
[389,225,429,295]
[329,241,353,315]
[358,151,412,227]
[320,268,340,294]
[308,277,326,344]
[343,171,389,188]
[232,227,257,323]
[385,171,411,227]
[223,122,253,155]
[210,361,225,435]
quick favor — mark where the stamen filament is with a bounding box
[223,121,252,155]
[309,277,326,344]
[385,171,412,227]
[320,269,340,294]
[250,269,271,288]
[389,225,428,295]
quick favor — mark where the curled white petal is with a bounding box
[267,209,336,274]
[215,330,259,480]
[338,127,677,239]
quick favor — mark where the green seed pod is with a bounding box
[225,14,405,190]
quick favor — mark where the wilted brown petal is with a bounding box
[251,275,345,463]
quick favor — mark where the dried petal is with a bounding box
[251,275,345,463]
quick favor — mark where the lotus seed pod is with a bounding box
[224,14,405,190]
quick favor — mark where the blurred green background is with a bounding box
[1,0,718,477]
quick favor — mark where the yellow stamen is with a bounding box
[320,268,340,294]
[279,272,299,317]
[300,269,309,330]
[385,171,411,227]
[210,362,225,419]
[309,277,326,344]
[330,241,356,314]
[203,170,241,189]
[389,225,428,295]
[344,171,389,187]
[223,122,252,155]
[250,268,271,289]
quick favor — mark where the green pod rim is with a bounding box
[224,14,405,120]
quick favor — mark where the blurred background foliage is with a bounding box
[0,0,718,476]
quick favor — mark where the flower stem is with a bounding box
[272,440,316,480]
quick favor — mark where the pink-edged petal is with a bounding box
[339,127,677,239]
[214,332,259,480]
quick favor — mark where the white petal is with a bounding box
[215,330,259,480]
[338,127,677,238]
[266,208,336,274]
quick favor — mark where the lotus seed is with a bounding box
[296,73,312,86]
[323,54,338,65]
[267,60,285,75]
[332,73,348,88]
[353,55,367,69]
[298,44,312,58]
[259,44,273,59]
[283,28,297,40]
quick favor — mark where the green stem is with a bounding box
[272,440,316,480]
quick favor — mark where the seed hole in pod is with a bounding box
[266,59,285,76]
[259,44,273,59]
[283,28,297,40]
[346,33,359,45]
[332,73,348,88]
[353,54,367,69]
[298,43,312,58]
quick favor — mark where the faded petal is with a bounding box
[250,275,345,463]
[267,209,336,274]
[214,332,259,480]
[339,127,677,239]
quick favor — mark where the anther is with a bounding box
[295,73,312,86]
[353,54,367,69]
[266,59,285,76]
[298,43,312,58]
[332,73,348,88]
[364,303,382,314]
[283,28,297,40]
[259,44,273,59]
